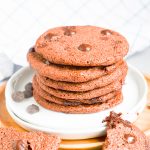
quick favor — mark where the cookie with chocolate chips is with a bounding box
[33,76,120,105]
[103,112,150,150]
[33,75,122,100]
[0,127,61,150]
[27,51,123,83]
[27,25,129,114]
[35,26,128,66]
[36,61,127,91]
[33,90,123,114]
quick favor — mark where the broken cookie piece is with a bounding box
[0,127,61,150]
[103,111,150,150]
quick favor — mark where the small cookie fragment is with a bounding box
[102,111,150,150]
[26,104,40,114]
[0,127,61,150]
[12,91,25,102]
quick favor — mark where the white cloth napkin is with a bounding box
[0,0,150,67]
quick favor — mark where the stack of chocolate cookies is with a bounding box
[27,26,129,114]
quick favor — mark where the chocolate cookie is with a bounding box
[0,127,61,150]
[33,90,123,114]
[33,76,122,100]
[103,112,150,150]
[33,78,120,105]
[35,26,128,66]
[36,61,127,91]
[27,51,123,83]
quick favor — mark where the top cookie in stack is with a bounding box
[27,26,129,114]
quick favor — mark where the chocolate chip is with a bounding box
[78,44,91,52]
[147,105,150,109]
[16,140,30,150]
[100,66,106,70]
[28,145,32,150]
[90,97,102,104]
[64,30,76,36]
[12,91,24,102]
[16,141,26,150]
[44,33,60,42]
[26,141,32,150]
[25,82,33,91]
[101,29,112,35]
[44,33,55,41]
[45,77,49,80]
[28,47,35,53]
[124,134,136,144]
[63,26,76,36]
[23,90,33,98]
[109,120,116,128]
[24,82,33,98]
[45,60,50,65]
[26,104,39,114]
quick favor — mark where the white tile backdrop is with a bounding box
[0,0,150,66]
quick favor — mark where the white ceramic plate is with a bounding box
[5,64,148,139]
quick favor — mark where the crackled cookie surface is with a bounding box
[35,26,129,66]
[27,51,123,82]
